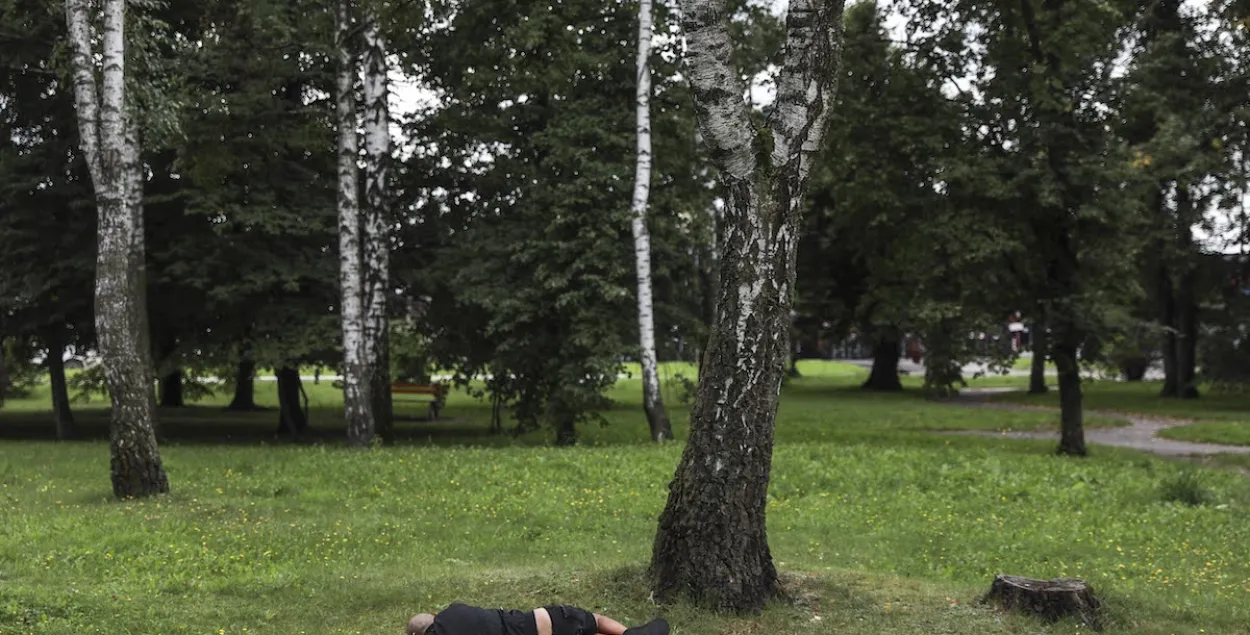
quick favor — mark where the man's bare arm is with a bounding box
[593,614,627,635]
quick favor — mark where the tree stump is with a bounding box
[981,574,1102,630]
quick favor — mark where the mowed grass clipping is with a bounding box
[0,361,1248,635]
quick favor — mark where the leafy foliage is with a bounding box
[0,0,96,348]
[798,1,1019,394]
[394,0,712,441]
[168,0,342,373]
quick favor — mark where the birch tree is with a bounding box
[630,0,673,442]
[362,10,394,440]
[64,0,169,497]
[650,0,847,610]
[336,0,375,445]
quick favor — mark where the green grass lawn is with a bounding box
[991,380,1250,446]
[1158,421,1250,446]
[1010,356,1055,372]
[991,380,1250,422]
[2,361,1248,635]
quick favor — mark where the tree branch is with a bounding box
[64,0,102,184]
[100,0,126,174]
[679,0,757,180]
[768,0,847,180]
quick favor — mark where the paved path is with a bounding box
[946,388,1250,458]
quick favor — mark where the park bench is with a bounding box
[391,382,449,420]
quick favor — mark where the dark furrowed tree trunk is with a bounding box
[651,181,794,611]
[650,0,846,611]
[46,330,76,439]
[1029,322,1049,394]
[159,369,185,407]
[276,366,309,435]
[102,165,167,498]
[862,336,902,391]
[1052,337,1086,457]
[228,359,258,410]
[104,270,168,497]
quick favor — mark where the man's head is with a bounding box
[407,613,436,635]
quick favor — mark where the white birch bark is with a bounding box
[630,0,672,442]
[336,0,374,445]
[65,0,102,184]
[65,0,168,498]
[650,0,848,609]
[769,0,844,193]
[361,13,393,436]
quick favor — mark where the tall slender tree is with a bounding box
[64,0,168,497]
[336,0,375,445]
[362,9,394,440]
[630,0,673,442]
[650,0,848,610]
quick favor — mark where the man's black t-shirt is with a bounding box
[430,603,539,635]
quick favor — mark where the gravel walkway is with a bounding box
[946,387,1250,458]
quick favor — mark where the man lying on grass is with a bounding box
[407,603,669,635]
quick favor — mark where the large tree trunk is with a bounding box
[1029,314,1048,394]
[46,329,76,439]
[66,0,168,498]
[276,366,309,435]
[631,0,673,442]
[1052,337,1086,457]
[362,13,394,442]
[228,359,258,410]
[651,0,847,610]
[861,336,902,391]
[159,370,185,408]
[336,0,375,445]
[652,187,791,610]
